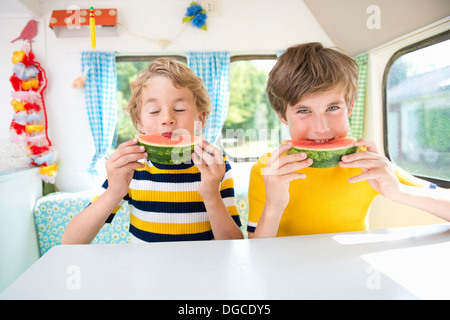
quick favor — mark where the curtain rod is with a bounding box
[116,50,278,56]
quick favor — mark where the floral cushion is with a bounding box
[235,188,249,238]
[34,188,250,255]
[34,190,130,255]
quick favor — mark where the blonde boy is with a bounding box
[248,42,450,238]
[63,58,242,244]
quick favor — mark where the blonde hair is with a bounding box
[267,42,359,119]
[126,57,211,130]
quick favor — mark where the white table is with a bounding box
[1,224,450,300]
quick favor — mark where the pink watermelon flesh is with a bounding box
[287,137,355,150]
[285,137,357,168]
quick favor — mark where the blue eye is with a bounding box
[327,106,339,111]
[297,109,309,114]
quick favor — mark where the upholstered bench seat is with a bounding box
[34,188,249,255]
[34,190,130,255]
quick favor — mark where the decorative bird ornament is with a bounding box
[11,20,38,43]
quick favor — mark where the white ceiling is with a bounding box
[304,0,450,56]
[0,0,41,18]
[0,0,30,15]
[2,0,449,56]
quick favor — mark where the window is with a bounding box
[384,31,450,187]
[116,54,283,161]
[218,55,284,162]
[114,56,186,148]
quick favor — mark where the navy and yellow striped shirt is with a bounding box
[94,159,241,243]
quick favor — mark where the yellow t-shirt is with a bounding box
[247,153,433,237]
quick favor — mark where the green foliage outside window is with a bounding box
[114,57,280,160]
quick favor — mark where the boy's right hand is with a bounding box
[105,138,147,198]
[262,142,312,214]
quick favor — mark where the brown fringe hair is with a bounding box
[267,42,359,120]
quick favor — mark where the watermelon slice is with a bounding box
[136,134,202,165]
[284,137,357,168]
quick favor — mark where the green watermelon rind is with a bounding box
[136,136,200,165]
[286,145,358,168]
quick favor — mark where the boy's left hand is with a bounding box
[192,141,226,201]
[339,139,401,199]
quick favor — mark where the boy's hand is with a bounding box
[192,141,226,201]
[262,142,312,213]
[339,139,401,198]
[105,138,146,198]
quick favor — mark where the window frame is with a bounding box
[382,29,450,188]
[114,54,279,163]
[218,54,278,163]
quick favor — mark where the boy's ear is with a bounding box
[277,112,288,125]
[199,112,206,127]
[348,102,354,118]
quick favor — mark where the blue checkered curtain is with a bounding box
[81,51,117,175]
[186,52,230,144]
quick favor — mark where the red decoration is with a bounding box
[24,102,41,112]
[29,145,50,155]
[9,74,22,91]
[11,20,38,43]
[9,19,58,184]
[10,121,26,135]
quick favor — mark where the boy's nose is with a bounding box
[160,110,176,125]
[312,115,330,133]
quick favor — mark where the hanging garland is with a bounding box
[9,19,58,185]
[116,1,208,49]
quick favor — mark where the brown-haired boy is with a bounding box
[247,42,450,238]
[63,58,243,244]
